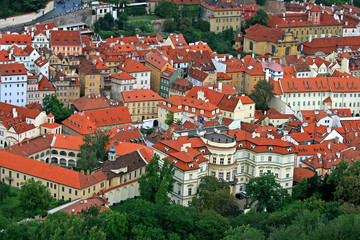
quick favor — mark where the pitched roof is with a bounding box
[119,58,150,73]
[293,168,315,183]
[245,24,285,43]
[111,72,136,80]
[0,63,27,76]
[0,102,41,120]
[71,93,116,111]
[0,150,107,189]
[121,89,164,102]
[50,30,82,46]
[145,51,170,69]
[52,134,84,151]
[0,34,31,45]
[4,134,54,156]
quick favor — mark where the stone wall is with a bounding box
[0,0,54,30]
[41,8,93,27]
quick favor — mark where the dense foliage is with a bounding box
[246,173,291,212]
[0,0,49,18]
[0,182,10,204]
[138,154,175,204]
[191,176,240,216]
[77,130,110,171]
[250,80,275,111]
[155,0,180,19]
[42,94,73,123]
[245,8,270,29]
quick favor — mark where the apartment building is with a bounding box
[157,95,222,130]
[200,0,242,33]
[271,76,360,115]
[50,30,83,56]
[0,63,28,107]
[0,150,107,201]
[121,89,163,122]
[153,125,296,206]
[79,60,101,96]
[118,58,151,90]
[53,71,80,107]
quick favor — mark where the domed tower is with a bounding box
[108,145,117,161]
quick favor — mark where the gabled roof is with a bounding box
[50,30,82,46]
[119,58,150,73]
[111,72,136,80]
[0,102,41,121]
[0,150,107,189]
[71,93,117,111]
[0,34,31,45]
[121,89,163,102]
[0,63,26,76]
[245,24,285,44]
[145,51,170,69]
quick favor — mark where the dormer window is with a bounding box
[238,143,243,147]
[251,144,256,149]
[178,105,182,109]
[192,108,196,113]
[286,147,292,152]
[268,146,273,151]
[188,162,194,168]
[165,146,170,152]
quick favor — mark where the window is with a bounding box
[286,174,290,178]
[241,166,244,173]
[249,42,253,51]
[69,189,72,194]
[219,172,224,180]
[260,156,264,162]
[189,174,193,180]
[260,170,263,176]
[188,188,192,196]
[220,158,224,164]
[227,158,231,164]
[212,157,216,164]
[62,187,65,192]
[276,157,280,163]
[268,156,272,162]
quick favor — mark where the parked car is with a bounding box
[235,191,247,200]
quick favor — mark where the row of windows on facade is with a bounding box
[4,92,24,96]
[57,92,79,97]
[29,93,51,98]
[288,100,360,108]
[4,99,24,104]
[58,86,78,90]
[54,47,81,51]
[127,101,157,107]
[132,108,155,114]
[284,93,360,98]
[217,25,235,31]
[215,17,239,23]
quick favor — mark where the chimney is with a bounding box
[218,82,222,92]
[12,108,17,118]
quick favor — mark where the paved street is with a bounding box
[35,0,84,23]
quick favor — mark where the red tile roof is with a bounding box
[111,72,136,80]
[301,36,360,55]
[50,30,82,46]
[119,58,150,73]
[121,89,164,102]
[293,168,315,183]
[0,34,31,46]
[245,24,285,43]
[0,150,107,189]
[0,63,27,76]
[71,93,118,111]
[145,51,170,69]
[52,134,84,151]
[0,102,41,121]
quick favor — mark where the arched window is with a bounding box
[68,152,75,157]
[60,151,67,156]
[52,150,58,155]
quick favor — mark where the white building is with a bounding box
[154,126,296,206]
[0,63,28,107]
[261,59,284,81]
[271,76,360,115]
[118,58,151,90]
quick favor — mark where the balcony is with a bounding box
[227,177,238,186]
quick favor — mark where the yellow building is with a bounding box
[0,150,107,201]
[145,52,173,94]
[121,89,164,122]
[79,60,101,96]
[200,0,242,33]
[53,71,80,108]
[243,24,298,57]
[224,55,265,94]
[268,7,343,44]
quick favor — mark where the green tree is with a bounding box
[43,94,73,123]
[165,112,174,126]
[334,174,360,205]
[0,182,10,203]
[246,173,290,212]
[19,179,53,217]
[191,176,240,216]
[256,0,267,6]
[197,19,210,32]
[77,130,110,171]
[155,0,179,19]
[194,210,230,240]
[245,8,270,29]
[138,154,175,204]
[223,225,265,240]
[164,18,176,33]
[249,79,274,111]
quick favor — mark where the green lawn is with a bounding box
[128,16,160,22]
